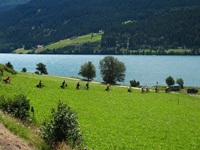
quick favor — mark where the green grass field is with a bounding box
[13,33,103,54]
[38,33,102,51]
[1,72,200,149]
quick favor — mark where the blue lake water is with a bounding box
[0,54,199,86]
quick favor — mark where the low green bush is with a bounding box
[0,94,30,121]
[0,63,17,75]
[41,100,83,149]
[130,79,140,87]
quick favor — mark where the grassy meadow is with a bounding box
[1,72,200,149]
[14,33,103,54]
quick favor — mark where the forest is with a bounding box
[0,0,200,54]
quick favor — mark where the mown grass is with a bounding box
[1,72,200,149]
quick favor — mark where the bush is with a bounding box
[130,79,140,87]
[4,66,17,75]
[5,62,14,69]
[0,63,17,75]
[0,69,3,80]
[21,67,27,73]
[35,71,39,75]
[41,101,83,149]
[0,94,30,121]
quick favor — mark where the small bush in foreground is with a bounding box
[0,94,30,121]
[41,100,83,149]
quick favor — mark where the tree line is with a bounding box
[36,56,126,84]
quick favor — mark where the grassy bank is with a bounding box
[14,33,103,54]
[1,72,200,149]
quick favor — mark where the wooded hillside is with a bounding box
[0,0,200,54]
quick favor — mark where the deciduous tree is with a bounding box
[78,61,96,81]
[176,78,184,88]
[99,56,126,84]
[165,76,175,86]
[36,63,48,75]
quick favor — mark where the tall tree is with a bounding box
[99,56,126,84]
[165,76,175,86]
[36,63,48,75]
[176,78,184,89]
[78,61,96,81]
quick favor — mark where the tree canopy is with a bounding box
[78,61,96,81]
[99,56,126,84]
[165,76,175,86]
[36,63,48,75]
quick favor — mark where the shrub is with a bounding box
[3,66,17,75]
[35,71,39,75]
[21,67,27,73]
[0,69,3,80]
[0,94,30,121]
[130,79,140,87]
[41,100,82,149]
[0,63,17,75]
[5,62,14,69]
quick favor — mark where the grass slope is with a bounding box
[14,33,103,54]
[0,72,200,149]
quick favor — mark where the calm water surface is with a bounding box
[0,54,199,86]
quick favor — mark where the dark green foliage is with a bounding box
[3,66,17,75]
[1,0,200,53]
[78,61,96,81]
[21,67,27,72]
[5,62,14,69]
[176,78,184,89]
[0,69,3,78]
[36,63,48,75]
[99,56,126,84]
[35,71,39,75]
[0,94,31,121]
[41,101,82,148]
[0,63,17,75]
[165,76,175,86]
[130,79,140,87]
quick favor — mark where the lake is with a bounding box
[0,54,199,86]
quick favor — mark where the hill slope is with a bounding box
[0,0,200,53]
[0,123,33,150]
